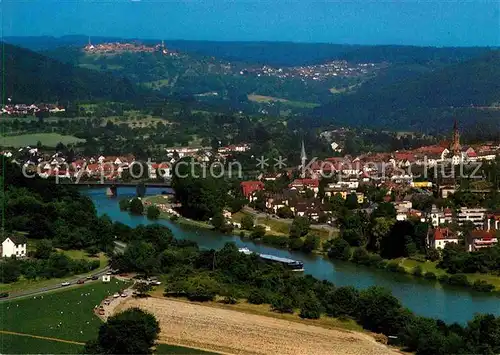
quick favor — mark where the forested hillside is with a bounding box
[315,51,500,132]
[0,43,154,103]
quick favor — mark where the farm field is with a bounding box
[114,297,397,355]
[247,94,319,108]
[1,279,129,342]
[0,133,85,148]
[0,333,84,354]
[155,343,219,355]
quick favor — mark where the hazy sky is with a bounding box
[2,0,499,46]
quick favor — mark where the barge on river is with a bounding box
[238,247,304,271]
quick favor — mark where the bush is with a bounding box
[170,214,179,222]
[438,274,449,283]
[448,274,469,287]
[288,237,304,251]
[412,265,423,277]
[271,297,294,314]
[299,296,322,319]
[471,279,495,292]
[327,238,351,261]
[250,225,266,240]
[262,234,288,248]
[146,205,160,220]
[247,289,268,305]
[386,262,406,273]
[241,215,255,230]
[119,199,130,211]
[424,272,437,280]
[129,198,144,215]
[352,247,371,265]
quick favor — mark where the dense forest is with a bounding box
[0,43,157,103]
[315,51,500,132]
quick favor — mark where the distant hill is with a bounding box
[0,43,154,103]
[4,35,493,66]
[314,51,500,132]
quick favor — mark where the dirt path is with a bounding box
[114,297,398,355]
[0,330,85,345]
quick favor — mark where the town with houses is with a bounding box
[83,39,178,56]
[1,102,66,116]
[241,60,383,81]
[2,122,500,257]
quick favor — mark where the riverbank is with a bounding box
[85,186,500,324]
[113,296,399,355]
[134,194,500,294]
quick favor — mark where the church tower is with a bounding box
[300,140,307,177]
[450,119,461,155]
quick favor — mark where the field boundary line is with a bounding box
[0,330,85,345]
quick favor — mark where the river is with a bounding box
[85,187,500,324]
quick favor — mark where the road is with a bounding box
[0,241,127,302]
[0,266,111,302]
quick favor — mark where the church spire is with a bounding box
[300,139,307,163]
[450,119,461,155]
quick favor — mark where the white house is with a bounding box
[431,228,458,250]
[1,235,27,258]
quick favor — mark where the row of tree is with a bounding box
[109,226,500,355]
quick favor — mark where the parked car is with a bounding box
[86,276,93,280]
[153,281,162,286]
[61,282,70,287]
[113,293,120,298]
[91,275,99,280]
[98,309,105,315]
[0,292,9,298]
[77,279,85,284]
[120,293,127,297]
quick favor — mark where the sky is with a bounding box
[2,0,499,46]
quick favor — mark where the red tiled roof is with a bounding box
[471,230,496,240]
[289,179,319,188]
[433,227,456,240]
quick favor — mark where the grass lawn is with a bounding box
[0,333,83,354]
[155,343,219,354]
[398,258,500,290]
[1,279,129,342]
[0,133,85,148]
[142,79,170,89]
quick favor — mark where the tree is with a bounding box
[210,212,226,231]
[134,282,153,297]
[325,286,360,318]
[34,239,53,259]
[277,206,294,219]
[369,217,395,252]
[299,292,322,319]
[146,205,160,220]
[119,199,130,211]
[0,258,21,283]
[345,193,359,210]
[129,198,144,215]
[84,308,160,354]
[290,217,310,238]
[327,238,351,260]
[250,225,266,240]
[357,286,404,335]
[302,234,320,253]
[241,215,255,230]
